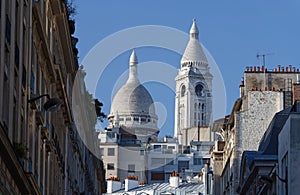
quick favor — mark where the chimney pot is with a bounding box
[254,66,257,72]
[169,175,180,187]
[125,178,139,192]
[107,180,122,193]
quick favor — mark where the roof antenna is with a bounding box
[256,53,274,90]
[256,52,274,67]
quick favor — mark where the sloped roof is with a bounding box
[112,182,205,195]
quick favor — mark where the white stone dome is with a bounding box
[110,80,156,116]
[108,50,158,141]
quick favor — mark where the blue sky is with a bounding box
[74,0,300,137]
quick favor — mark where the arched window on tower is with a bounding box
[202,104,205,112]
[181,85,186,97]
[195,84,205,97]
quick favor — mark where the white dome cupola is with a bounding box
[108,50,159,142]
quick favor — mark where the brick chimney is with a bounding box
[240,77,245,97]
[293,74,300,103]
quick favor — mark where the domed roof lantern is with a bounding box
[128,49,139,81]
[130,49,138,66]
[190,18,199,39]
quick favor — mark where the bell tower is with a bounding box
[174,19,213,145]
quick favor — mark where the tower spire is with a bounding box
[190,18,199,39]
[128,49,139,81]
[130,49,138,66]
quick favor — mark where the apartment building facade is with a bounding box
[0,0,104,194]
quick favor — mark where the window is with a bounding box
[2,74,9,133]
[5,15,11,43]
[140,149,145,155]
[178,161,189,172]
[151,172,165,181]
[22,65,26,88]
[153,145,161,152]
[181,85,186,97]
[100,148,104,156]
[281,152,288,195]
[107,163,114,170]
[195,84,205,97]
[128,164,135,173]
[107,148,115,156]
[107,132,116,139]
[168,146,175,150]
[194,158,201,165]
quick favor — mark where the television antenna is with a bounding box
[256,53,274,67]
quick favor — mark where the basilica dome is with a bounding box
[108,50,158,142]
[110,81,156,116]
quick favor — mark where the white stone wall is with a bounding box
[236,91,284,151]
[220,91,285,195]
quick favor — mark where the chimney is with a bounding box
[107,179,122,193]
[125,177,139,192]
[278,65,281,72]
[240,77,245,97]
[293,74,300,103]
[169,172,180,187]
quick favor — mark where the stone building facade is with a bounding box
[0,0,104,194]
[212,66,300,195]
[238,102,300,195]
